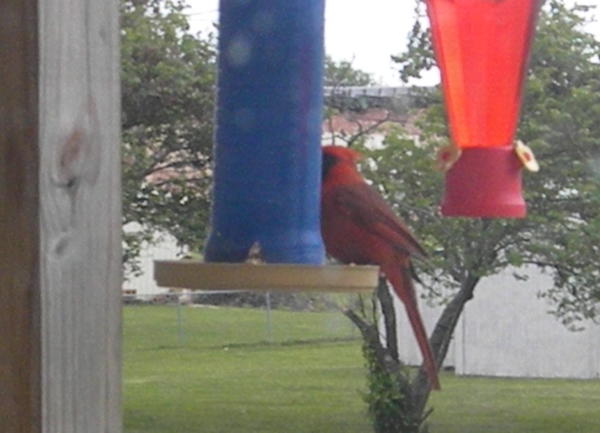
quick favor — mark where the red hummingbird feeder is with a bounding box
[425,0,543,218]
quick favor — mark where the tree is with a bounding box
[325,55,375,88]
[121,0,216,273]
[347,1,600,431]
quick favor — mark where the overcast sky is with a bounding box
[187,0,600,86]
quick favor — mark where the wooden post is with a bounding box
[0,0,121,432]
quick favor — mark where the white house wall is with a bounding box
[393,294,456,368]
[123,230,183,296]
[393,266,600,379]
[453,267,599,379]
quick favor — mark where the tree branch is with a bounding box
[347,111,392,148]
[411,273,480,414]
[344,308,407,379]
[376,277,400,362]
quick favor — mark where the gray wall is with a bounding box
[395,266,600,379]
[394,297,456,369]
[454,268,600,379]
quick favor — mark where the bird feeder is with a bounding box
[155,0,378,292]
[426,0,542,218]
[205,0,325,264]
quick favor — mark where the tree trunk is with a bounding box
[411,274,480,415]
[346,273,480,432]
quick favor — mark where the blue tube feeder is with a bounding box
[155,0,379,293]
[204,0,326,264]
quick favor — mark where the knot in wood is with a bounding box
[54,100,101,190]
[58,128,85,189]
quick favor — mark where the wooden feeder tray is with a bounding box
[154,260,379,293]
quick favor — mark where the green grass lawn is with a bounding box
[124,305,600,433]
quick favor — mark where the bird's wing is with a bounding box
[330,183,428,259]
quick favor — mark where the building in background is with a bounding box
[123,223,185,297]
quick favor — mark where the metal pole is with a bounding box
[176,295,184,345]
[265,291,273,343]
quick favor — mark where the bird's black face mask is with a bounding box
[321,152,336,180]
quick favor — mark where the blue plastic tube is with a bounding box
[204,0,326,264]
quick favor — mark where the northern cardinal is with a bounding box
[321,145,440,390]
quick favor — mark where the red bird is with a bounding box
[320,145,440,390]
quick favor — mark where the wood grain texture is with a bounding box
[155,261,380,292]
[39,0,122,432]
[0,0,121,432]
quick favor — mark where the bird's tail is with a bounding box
[386,266,441,391]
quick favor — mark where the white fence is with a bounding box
[396,266,600,379]
[454,268,600,379]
